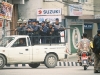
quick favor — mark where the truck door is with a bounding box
[8,38,32,63]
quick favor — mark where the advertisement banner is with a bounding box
[37,9,61,16]
[69,4,82,16]
[37,16,61,23]
[0,1,13,20]
[70,25,83,53]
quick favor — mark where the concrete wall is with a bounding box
[42,2,67,16]
[80,0,94,15]
[18,0,43,19]
[17,0,94,19]
[94,0,100,15]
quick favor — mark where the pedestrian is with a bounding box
[93,29,100,73]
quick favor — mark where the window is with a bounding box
[0,37,15,47]
[12,38,27,47]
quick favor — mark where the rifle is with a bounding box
[59,27,76,31]
[64,27,76,29]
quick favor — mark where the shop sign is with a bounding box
[68,19,84,25]
[37,9,61,15]
[84,24,93,29]
[95,15,100,19]
[69,4,82,16]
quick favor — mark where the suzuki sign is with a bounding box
[37,9,62,16]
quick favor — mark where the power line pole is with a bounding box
[2,0,7,39]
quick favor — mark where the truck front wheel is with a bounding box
[29,63,40,68]
[0,55,6,69]
[44,54,57,68]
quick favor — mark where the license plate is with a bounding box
[84,61,87,64]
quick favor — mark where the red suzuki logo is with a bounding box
[38,10,42,14]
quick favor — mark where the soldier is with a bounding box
[15,22,24,35]
[47,23,57,43]
[45,19,50,27]
[54,18,65,43]
[40,21,48,44]
[22,20,28,35]
[27,20,33,35]
[31,20,40,44]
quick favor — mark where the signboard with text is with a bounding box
[84,24,93,29]
[69,4,82,16]
[95,15,100,19]
[37,9,62,16]
[67,19,84,25]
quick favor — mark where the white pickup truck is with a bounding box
[0,35,67,69]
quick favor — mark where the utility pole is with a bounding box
[2,0,7,39]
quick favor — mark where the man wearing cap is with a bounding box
[40,21,48,44]
[47,23,57,43]
[31,20,40,44]
[15,19,24,35]
[93,29,100,73]
[54,18,65,43]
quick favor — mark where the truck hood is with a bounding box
[0,47,7,52]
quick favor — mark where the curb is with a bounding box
[4,61,94,67]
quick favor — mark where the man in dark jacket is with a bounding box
[40,21,48,44]
[93,29,100,73]
[54,18,65,43]
[47,23,57,43]
[15,23,24,35]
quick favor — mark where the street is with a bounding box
[0,66,96,75]
[0,53,98,75]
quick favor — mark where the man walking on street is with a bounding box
[93,29,100,73]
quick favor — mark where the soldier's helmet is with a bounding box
[23,19,28,23]
[45,19,50,23]
[17,19,23,23]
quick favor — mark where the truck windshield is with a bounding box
[0,37,15,47]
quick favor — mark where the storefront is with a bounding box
[84,23,93,39]
[66,19,84,53]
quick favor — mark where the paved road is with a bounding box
[67,53,78,62]
[0,66,97,75]
[0,53,97,75]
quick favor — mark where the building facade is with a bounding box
[1,0,99,53]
